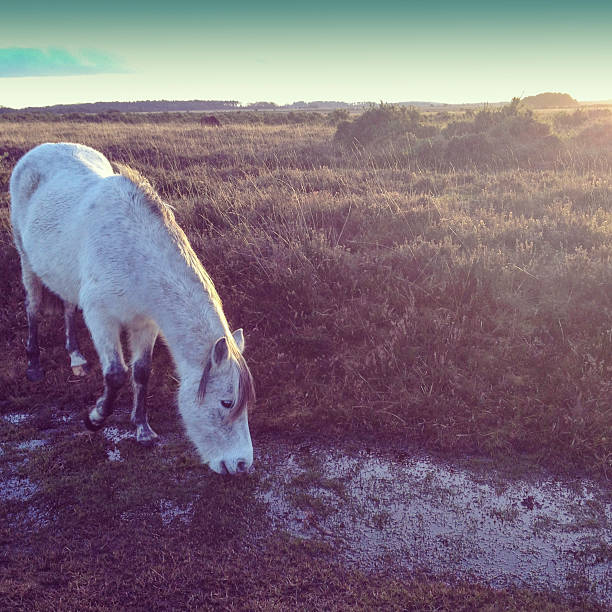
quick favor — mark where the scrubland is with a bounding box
[0,105,610,609]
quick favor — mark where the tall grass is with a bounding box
[1,109,610,477]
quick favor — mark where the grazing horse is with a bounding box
[9,143,254,475]
[200,115,221,127]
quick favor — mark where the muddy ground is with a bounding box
[1,403,610,608]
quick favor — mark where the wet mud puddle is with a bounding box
[1,410,610,604]
[256,440,611,604]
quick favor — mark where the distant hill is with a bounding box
[2,96,595,115]
[522,92,578,109]
[0,99,371,114]
[0,99,453,115]
[0,100,241,114]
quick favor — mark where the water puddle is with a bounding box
[2,405,610,604]
[1,476,39,501]
[256,440,611,604]
[106,448,124,462]
[2,413,33,425]
[16,439,49,452]
[103,426,134,445]
[0,471,51,530]
[159,499,193,526]
[102,425,134,462]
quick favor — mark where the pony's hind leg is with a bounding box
[64,302,88,377]
[129,320,159,445]
[20,261,44,382]
[82,308,128,431]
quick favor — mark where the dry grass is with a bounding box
[1,111,611,478]
[1,109,611,609]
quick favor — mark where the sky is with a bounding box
[1,0,612,108]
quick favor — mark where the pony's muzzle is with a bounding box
[214,458,251,475]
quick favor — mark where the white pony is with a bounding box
[10,143,254,475]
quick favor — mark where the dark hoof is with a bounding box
[26,367,44,382]
[136,424,159,446]
[83,412,104,432]
[138,436,158,448]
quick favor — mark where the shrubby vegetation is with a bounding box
[522,92,579,108]
[335,103,438,145]
[553,107,611,129]
[0,109,332,126]
[334,99,567,168]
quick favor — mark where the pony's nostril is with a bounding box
[236,460,248,473]
[220,461,229,475]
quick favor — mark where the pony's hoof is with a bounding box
[71,364,89,377]
[26,367,44,382]
[83,412,104,432]
[136,424,159,446]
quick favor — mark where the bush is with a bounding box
[334,103,437,146]
[326,109,351,124]
[554,109,589,129]
[522,92,578,109]
[445,133,495,165]
[335,100,562,169]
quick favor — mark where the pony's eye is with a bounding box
[220,400,233,409]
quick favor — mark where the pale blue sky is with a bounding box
[1,1,611,107]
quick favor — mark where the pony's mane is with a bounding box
[198,337,255,422]
[112,161,224,314]
[112,162,175,221]
[228,339,256,421]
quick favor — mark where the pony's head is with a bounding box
[179,328,254,475]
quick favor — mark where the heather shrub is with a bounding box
[574,122,612,146]
[554,109,589,129]
[336,100,563,169]
[334,103,438,146]
[326,108,351,124]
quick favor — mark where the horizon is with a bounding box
[2,1,612,109]
[4,94,612,113]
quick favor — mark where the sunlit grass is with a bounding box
[1,109,610,479]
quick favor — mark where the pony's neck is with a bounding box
[133,198,230,382]
[151,269,228,382]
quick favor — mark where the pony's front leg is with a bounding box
[129,321,159,445]
[82,310,128,431]
[131,353,158,445]
[64,302,88,377]
[84,359,127,431]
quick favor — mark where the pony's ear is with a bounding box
[232,328,245,353]
[212,336,229,367]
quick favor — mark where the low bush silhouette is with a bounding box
[335,103,437,146]
[336,99,562,168]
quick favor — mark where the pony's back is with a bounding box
[10,142,113,211]
[10,143,119,305]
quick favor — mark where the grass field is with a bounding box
[0,105,610,609]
